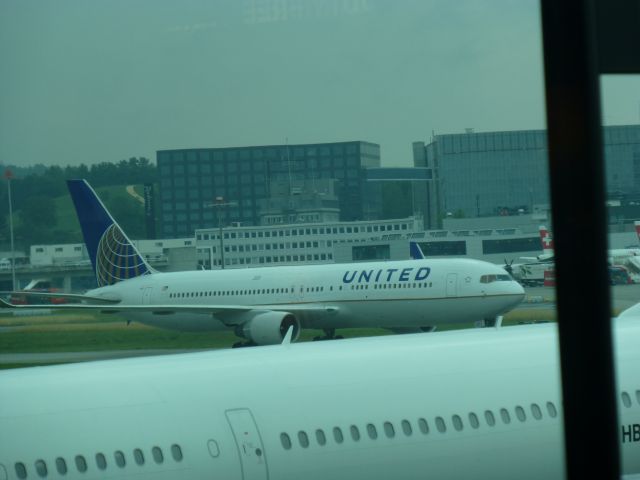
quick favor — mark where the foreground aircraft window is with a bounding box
[75,456,87,473]
[114,451,126,468]
[531,404,543,420]
[418,418,429,434]
[55,458,67,475]
[452,415,463,431]
[280,433,292,450]
[133,449,144,465]
[484,410,496,427]
[401,419,413,436]
[366,423,378,440]
[468,413,480,429]
[499,408,511,424]
[546,402,558,418]
[621,392,632,408]
[332,427,344,444]
[35,459,47,477]
[350,425,361,441]
[171,444,183,462]
[207,440,220,458]
[636,390,640,405]
[384,421,395,438]
[14,463,27,479]
[297,431,309,448]
[435,417,447,433]
[315,429,326,446]
[515,406,527,422]
[95,453,107,470]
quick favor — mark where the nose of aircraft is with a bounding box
[506,279,526,306]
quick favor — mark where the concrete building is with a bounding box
[414,124,640,220]
[258,178,340,226]
[195,216,424,269]
[30,244,90,267]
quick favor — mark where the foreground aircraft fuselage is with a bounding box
[1,320,639,479]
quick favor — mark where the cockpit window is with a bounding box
[480,274,512,283]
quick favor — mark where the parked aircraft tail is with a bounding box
[410,241,425,259]
[539,225,554,253]
[67,179,155,286]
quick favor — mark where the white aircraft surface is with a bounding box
[3,180,524,345]
[522,223,640,264]
[503,223,640,285]
[1,312,639,479]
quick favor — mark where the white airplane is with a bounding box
[519,225,555,263]
[1,311,639,479]
[2,180,524,345]
[515,224,640,283]
[522,223,640,263]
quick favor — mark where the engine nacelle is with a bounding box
[241,311,301,345]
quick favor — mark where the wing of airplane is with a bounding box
[0,290,121,304]
[0,297,338,320]
[0,296,339,344]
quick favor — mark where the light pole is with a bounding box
[206,196,236,270]
[4,169,15,291]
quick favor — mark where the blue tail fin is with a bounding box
[410,241,426,259]
[67,180,154,286]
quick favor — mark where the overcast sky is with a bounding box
[1,0,638,168]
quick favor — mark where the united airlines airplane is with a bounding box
[5,180,524,346]
[1,310,639,479]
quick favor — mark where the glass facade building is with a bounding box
[363,167,438,229]
[416,125,640,218]
[157,141,380,238]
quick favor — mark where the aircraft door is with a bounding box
[225,408,268,480]
[446,273,458,297]
[141,287,153,304]
[290,284,304,302]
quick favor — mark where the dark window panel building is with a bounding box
[157,141,380,238]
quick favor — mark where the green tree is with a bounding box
[105,195,146,239]
[20,195,57,230]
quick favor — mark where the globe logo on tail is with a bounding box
[96,224,150,286]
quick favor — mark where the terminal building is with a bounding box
[413,124,640,221]
[194,216,425,269]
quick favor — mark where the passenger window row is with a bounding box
[170,288,293,298]
[167,281,434,298]
[13,444,183,479]
[620,389,640,408]
[351,282,433,290]
[279,402,559,450]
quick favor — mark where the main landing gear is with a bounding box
[313,328,344,341]
[232,341,257,348]
[476,316,503,328]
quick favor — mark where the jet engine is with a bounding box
[240,311,301,345]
